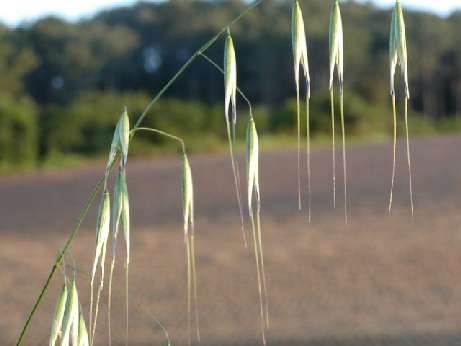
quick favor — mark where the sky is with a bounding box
[1,0,460,26]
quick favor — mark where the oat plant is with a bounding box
[329,0,348,222]
[17,2,265,345]
[292,0,311,219]
[389,0,414,214]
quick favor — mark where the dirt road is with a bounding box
[1,135,461,345]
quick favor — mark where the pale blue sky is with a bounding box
[1,0,460,26]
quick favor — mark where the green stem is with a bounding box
[389,94,397,212]
[16,174,106,346]
[133,0,263,130]
[330,88,336,209]
[404,97,414,215]
[340,90,348,223]
[131,127,186,155]
[306,94,311,223]
[16,1,264,343]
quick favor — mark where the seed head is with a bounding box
[292,0,310,97]
[390,0,410,98]
[77,309,89,346]
[329,0,344,92]
[182,153,194,238]
[224,30,237,128]
[106,108,130,174]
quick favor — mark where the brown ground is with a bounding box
[2,135,461,345]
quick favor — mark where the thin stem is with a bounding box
[389,94,397,212]
[131,127,186,155]
[249,208,266,346]
[306,95,311,223]
[16,2,264,343]
[256,197,269,328]
[200,53,253,116]
[191,233,200,342]
[125,261,129,346]
[186,235,192,346]
[330,88,336,209]
[144,311,172,346]
[107,256,116,346]
[340,91,348,223]
[297,85,302,210]
[404,97,414,215]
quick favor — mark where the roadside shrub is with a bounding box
[0,95,38,172]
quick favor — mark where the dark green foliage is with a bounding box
[0,0,460,172]
[0,96,38,172]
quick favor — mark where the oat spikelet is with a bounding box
[224,29,246,246]
[389,0,414,215]
[182,153,200,345]
[108,166,130,346]
[89,191,110,346]
[246,115,268,345]
[49,284,68,346]
[329,0,348,222]
[292,0,311,219]
[61,279,79,346]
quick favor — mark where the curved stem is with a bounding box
[200,53,253,117]
[131,127,186,155]
[306,94,311,223]
[404,97,414,215]
[340,90,348,223]
[16,2,264,344]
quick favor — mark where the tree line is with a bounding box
[1,0,460,172]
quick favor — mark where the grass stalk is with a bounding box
[389,94,397,212]
[297,87,302,210]
[330,88,336,209]
[340,91,348,223]
[404,97,414,215]
[306,95,311,222]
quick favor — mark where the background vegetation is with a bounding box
[1,0,460,173]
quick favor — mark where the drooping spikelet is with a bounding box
[223,29,246,245]
[49,284,68,346]
[108,166,130,346]
[292,0,312,218]
[77,309,89,346]
[390,0,409,99]
[106,108,130,177]
[329,0,344,92]
[182,153,200,345]
[388,0,414,214]
[246,115,268,345]
[328,0,348,222]
[89,190,110,344]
